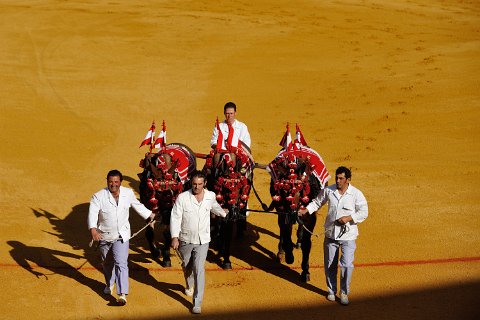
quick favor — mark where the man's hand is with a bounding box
[90,228,103,241]
[297,208,309,217]
[171,237,179,250]
[337,215,353,225]
[148,212,156,222]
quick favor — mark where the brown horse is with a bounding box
[138,143,196,266]
[202,142,254,269]
[267,146,329,281]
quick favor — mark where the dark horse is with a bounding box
[202,142,254,269]
[267,146,329,281]
[138,143,196,266]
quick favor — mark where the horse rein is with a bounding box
[88,219,157,248]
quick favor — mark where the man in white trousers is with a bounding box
[298,166,368,305]
[88,169,155,305]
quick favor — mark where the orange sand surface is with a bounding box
[0,1,479,319]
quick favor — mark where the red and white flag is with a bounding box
[279,123,293,151]
[294,123,307,150]
[215,117,227,151]
[226,123,239,151]
[154,120,167,150]
[139,121,155,148]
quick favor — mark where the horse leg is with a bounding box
[300,214,317,282]
[278,213,294,264]
[296,225,304,249]
[220,219,234,270]
[236,213,247,239]
[162,225,172,267]
[145,224,160,260]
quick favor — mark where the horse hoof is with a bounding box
[300,272,310,282]
[222,261,232,270]
[151,248,160,260]
[285,251,294,264]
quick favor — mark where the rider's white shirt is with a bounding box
[210,119,251,148]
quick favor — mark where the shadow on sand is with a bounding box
[18,197,190,308]
[122,280,480,320]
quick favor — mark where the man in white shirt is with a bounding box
[170,171,227,314]
[209,101,251,238]
[210,101,251,150]
[88,169,156,305]
[298,166,368,305]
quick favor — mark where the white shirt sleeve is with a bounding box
[210,125,219,147]
[351,189,368,224]
[129,189,152,220]
[306,188,328,214]
[170,194,184,238]
[87,193,101,230]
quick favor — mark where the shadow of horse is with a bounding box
[7,240,112,302]
[207,218,327,296]
[29,204,190,307]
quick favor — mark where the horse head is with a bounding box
[139,143,196,218]
[204,143,254,220]
[268,148,326,220]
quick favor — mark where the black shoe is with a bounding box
[222,261,232,270]
[151,248,160,260]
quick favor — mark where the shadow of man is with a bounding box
[7,240,111,301]
[32,204,190,307]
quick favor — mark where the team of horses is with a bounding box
[137,124,329,281]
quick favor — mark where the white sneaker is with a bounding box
[327,294,335,301]
[103,284,114,295]
[340,293,349,305]
[192,306,201,314]
[117,294,127,305]
[185,287,194,297]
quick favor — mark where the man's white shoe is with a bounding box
[103,284,114,295]
[117,294,127,305]
[192,306,201,314]
[185,287,194,297]
[340,293,349,305]
[327,294,335,301]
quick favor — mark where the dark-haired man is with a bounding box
[88,169,155,305]
[210,101,251,150]
[209,102,251,237]
[298,166,368,305]
[170,171,228,314]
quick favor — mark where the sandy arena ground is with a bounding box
[0,1,479,319]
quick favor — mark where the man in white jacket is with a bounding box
[170,171,227,314]
[88,169,155,305]
[298,166,368,306]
